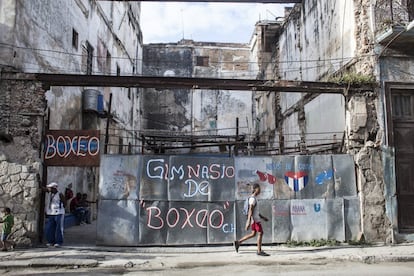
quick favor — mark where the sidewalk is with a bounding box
[1,242,414,271]
[1,221,414,271]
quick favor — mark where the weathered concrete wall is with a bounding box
[272,1,359,152]
[1,0,143,147]
[0,0,143,245]
[347,93,391,241]
[192,43,252,138]
[142,44,193,134]
[253,0,403,241]
[0,78,46,164]
[305,94,346,148]
[380,56,414,82]
[278,1,357,81]
[0,78,46,246]
[142,40,253,153]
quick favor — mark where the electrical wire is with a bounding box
[0,42,377,68]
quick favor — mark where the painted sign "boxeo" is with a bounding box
[44,130,100,166]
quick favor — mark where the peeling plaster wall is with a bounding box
[346,93,391,241]
[0,79,46,246]
[192,43,252,139]
[380,57,414,82]
[1,1,142,162]
[279,1,357,81]
[142,44,193,133]
[274,1,357,151]
[0,0,17,67]
[0,0,143,245]
[1,0,142,133]
[254,0,399,241]
[305,94,346,148]
[142,41,253,153]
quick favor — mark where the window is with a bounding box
[118,137,123,154]
[392,94,414,119]
[196,56,209,66]
[72,29,78,50]
[116,64,120,76]
[86,41,93,75]
[106,50,111,75]
[407,0,414,21]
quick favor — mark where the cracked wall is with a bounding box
[253,0,401,241]
[0,78,45,246]
[142,40,253,153]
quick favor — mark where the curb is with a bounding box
[1,245,414,270]
[0,258,98,269]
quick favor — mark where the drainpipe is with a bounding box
[104,93,112,154]
[235,117,239,156]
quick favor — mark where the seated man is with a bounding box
[65,184,74,214]
[79,193,92,224]
[70,193,86,225]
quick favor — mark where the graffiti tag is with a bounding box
[146,159,235,180]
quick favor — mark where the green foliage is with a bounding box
[286,239,340,247]
[286,238,372,247]
[328,72,376,85]
[347,239,372,246]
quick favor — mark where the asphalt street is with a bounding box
[1,221,414,275]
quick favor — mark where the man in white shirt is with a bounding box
[43,182,66,247]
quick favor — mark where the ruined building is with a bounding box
[142,40,254,154]
[254,1,414,241]
[0,0,142,245]
[1,0,414,246]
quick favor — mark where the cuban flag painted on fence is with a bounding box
[284,171,308,192]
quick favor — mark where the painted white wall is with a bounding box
[305,94,346,147]
[275,0,356,150]
[279,0,356,81]
[1,0,142,131]
[0,0,143,195]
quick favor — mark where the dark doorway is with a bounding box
[391,89,414,232]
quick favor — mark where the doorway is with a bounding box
[390,89,414,232]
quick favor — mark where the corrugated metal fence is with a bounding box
[97,154,360,246]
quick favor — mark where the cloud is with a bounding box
[141,3,290,44]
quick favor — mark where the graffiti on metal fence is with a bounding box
[97,154,360,246]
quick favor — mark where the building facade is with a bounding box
[2,0,413,245]
[0,0,142,245]
[254,0,414,241]
[142,40,254,154]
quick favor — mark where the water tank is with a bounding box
[97,94,104,113]
[82,89,100,112]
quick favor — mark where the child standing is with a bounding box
[0,207,14,252]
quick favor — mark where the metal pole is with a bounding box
[104,93,112,154]
[235,117,239,156]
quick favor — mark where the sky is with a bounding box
[141,3,291,44]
